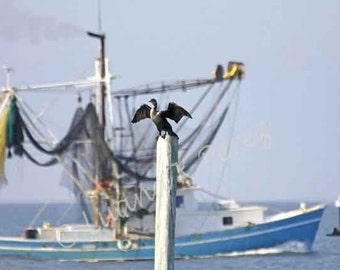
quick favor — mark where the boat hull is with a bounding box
[0,206,324,261]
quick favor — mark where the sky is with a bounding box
[0,0,339,203]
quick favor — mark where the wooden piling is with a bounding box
[154,135,178,270]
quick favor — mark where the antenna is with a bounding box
[97,0,102,33]
[2,65,14,88]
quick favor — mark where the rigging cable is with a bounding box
[123,96,136,157]
[29,199,50,227]
[183,81,241,173]
[15,98,94,196]
[179,82,227,151]
[15,97,58,165]
[112,80,217,174]
[129,81,231,178]
[179,80,233,161]
[183,102,230,173]
[116,97,124,154]
[176,83,215,132]
[186,82,240,173]
[56,203,76,225]
[15,94,56,143]
[214,81,241,198]
[112,79,215,97]
[123,95,139,187]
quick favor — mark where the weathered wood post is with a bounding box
[154,135,178,270]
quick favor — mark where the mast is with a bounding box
[86,31,122,236]
[87,31,106,129]
[87,31,106,226]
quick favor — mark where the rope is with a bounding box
[29,200,50,227]
[56,225,77,248]
[22,148,57,166]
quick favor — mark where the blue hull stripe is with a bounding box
[0,207,324,261]
[177,217,322,246]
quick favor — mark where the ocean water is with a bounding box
[0,202,339,270]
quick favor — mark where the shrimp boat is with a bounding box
[0,32,324,261]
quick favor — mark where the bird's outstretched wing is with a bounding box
[161,102,192,123]
[131,104,151,123]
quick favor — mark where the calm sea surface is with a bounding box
[0,202,339,270]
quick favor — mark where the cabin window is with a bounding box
[223,217,233,226]
[176,196,184,208]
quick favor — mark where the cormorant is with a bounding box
[131,99,192,138]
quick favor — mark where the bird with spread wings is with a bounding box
[131,98,192,139]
